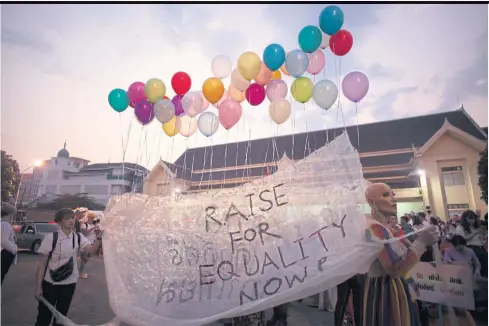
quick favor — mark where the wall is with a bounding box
[143,165,188,197]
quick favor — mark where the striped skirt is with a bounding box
[363,275,421,326]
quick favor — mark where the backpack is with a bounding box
[74,220,81,233]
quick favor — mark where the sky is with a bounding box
[1,4,488,171]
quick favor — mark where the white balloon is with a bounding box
[182,91,204,118]
[197,111,219,137]
[153,99,175,123]
[269,99,291,125]
[176,115,198,137]
[211,55,232,79]
[312,79,338,110]
[230,69,250,92]
[320,31,330,49]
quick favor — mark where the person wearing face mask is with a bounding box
[456,210,487,278]
[362,183,438,326]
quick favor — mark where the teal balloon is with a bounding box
[298,26,322,53]
[108,88,129,113]
[319,5,344,36]
[285,50,309,78]
[263,43,286,71]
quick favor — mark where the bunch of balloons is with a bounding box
[107,5,370,138]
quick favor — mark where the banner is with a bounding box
[407,262,475,310]
[100,132,383,326]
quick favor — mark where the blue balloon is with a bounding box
[108,88,129,113]
[263,43,286,72]
[298,26,322,53]
[285,50,309,78]
[319,5,344,36]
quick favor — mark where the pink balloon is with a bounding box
[127,82,146,104]
[245,83,266,106]
[218,99,242,130]
[266,80,288,101]
[201,92,210,111]
[254,62,273,86]
[307,50,325,75]
[213,89,230,108]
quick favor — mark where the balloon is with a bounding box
[245,83,266,106]
[211,55,232,79]
[230,69,250,92]
[307,50,326,75]
[176,114,198,137]
[298,25,322,53]
[198,111,219,137]
[266,79,288,101]
[291,77,313,103]
[145,78,166,103]
[228,85,246,103]
[162,115,180,137]
[254,62,273,86]
[312,79,338,110]
[171,72,191,95]
[237,51,261,81]
[342,71,369,103]
[171,95,185,116]
[182,91,205,117]
[263,44,286,71]
[320,32,330,49]
[130,101,135,108]
[213,89,230,108]
[280,62,290,76]
[108,88,129,113]
[127,82,146,105]
[218,99,242,130]
[269,99,291,125]
[134,100,154,125]
[153,99,175,123]
[271,70,282,80]
[285,50,309,78]
[319,5,344,35]
[329,30,353,56]
[202,77,225,104]
[201,92,210,111]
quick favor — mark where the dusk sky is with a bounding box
[2,4,488,171]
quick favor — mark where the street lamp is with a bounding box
[14,160,43,209]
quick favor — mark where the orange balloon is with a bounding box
[228,84,246,103]
[202,77,225,104]
[254,62,273,85]
[271,70,282,80]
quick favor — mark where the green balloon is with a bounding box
[108,88,129,112]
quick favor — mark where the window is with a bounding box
[441,166,465,186]
[60,185,81,195]
[47,171,60,181]
[84,185,108,195]
[447,204,469,219]
[46,185,57,194]
[55,160,58,165]
[36,224,59,233]
[110,185,125,195]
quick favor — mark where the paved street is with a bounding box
[1,252,487,326]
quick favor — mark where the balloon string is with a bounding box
[120,116,134,184]
[199,138,208,189]
[131,125,145,193]
[355,102,360,149]
[190,134,197,176]
[220,130,229,191]
[118,113,125,179]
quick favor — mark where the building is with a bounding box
[17,173,33,205]
[144,107,488,220]
[30,143,148,206]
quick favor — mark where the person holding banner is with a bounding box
[363,183,438,326]
[456,210,487,278]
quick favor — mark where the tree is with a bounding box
[35,194,106,211]
[478,146,488,204]
[1,150,20,203]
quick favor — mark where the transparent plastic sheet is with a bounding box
[46,132,401,326]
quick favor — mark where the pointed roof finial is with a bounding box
[64,141,67,149]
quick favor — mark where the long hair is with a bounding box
[460,210,480,234]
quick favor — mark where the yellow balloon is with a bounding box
[202,77,225,104]
[237,51,261,81]
[271,70,282,80]
[228,84,245,103]
[291,77,313,103]
[162,115,180,137]
[145,78,166,103]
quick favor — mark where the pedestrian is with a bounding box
[34,208,104,326]
[334,274,364,326]
[456,210,487,277]
[79,212,99,279]
[1,205,18,284]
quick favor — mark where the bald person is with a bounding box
[362,183,437,326]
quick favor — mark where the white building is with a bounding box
[31,143,147,206]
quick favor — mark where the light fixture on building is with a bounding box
[416,169,426,176]
[175,188,181,193]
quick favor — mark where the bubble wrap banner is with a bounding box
[101,132,383,326]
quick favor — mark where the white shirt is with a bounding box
[455,225,485,246]
[1,220,18,254]
[80,222,96,244]
[38,231,90,285]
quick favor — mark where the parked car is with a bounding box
[16,222,59,253]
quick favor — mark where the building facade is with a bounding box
[143,107,488,220]
[18,173,33,205]
[30,144,148,206]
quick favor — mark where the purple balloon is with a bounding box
[134,100,154,125]
[172,94,185,116]
[341,71,369,103]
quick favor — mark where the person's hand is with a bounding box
[418,226,438,246]
[474,269,481,277]
[34,286,42,300]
